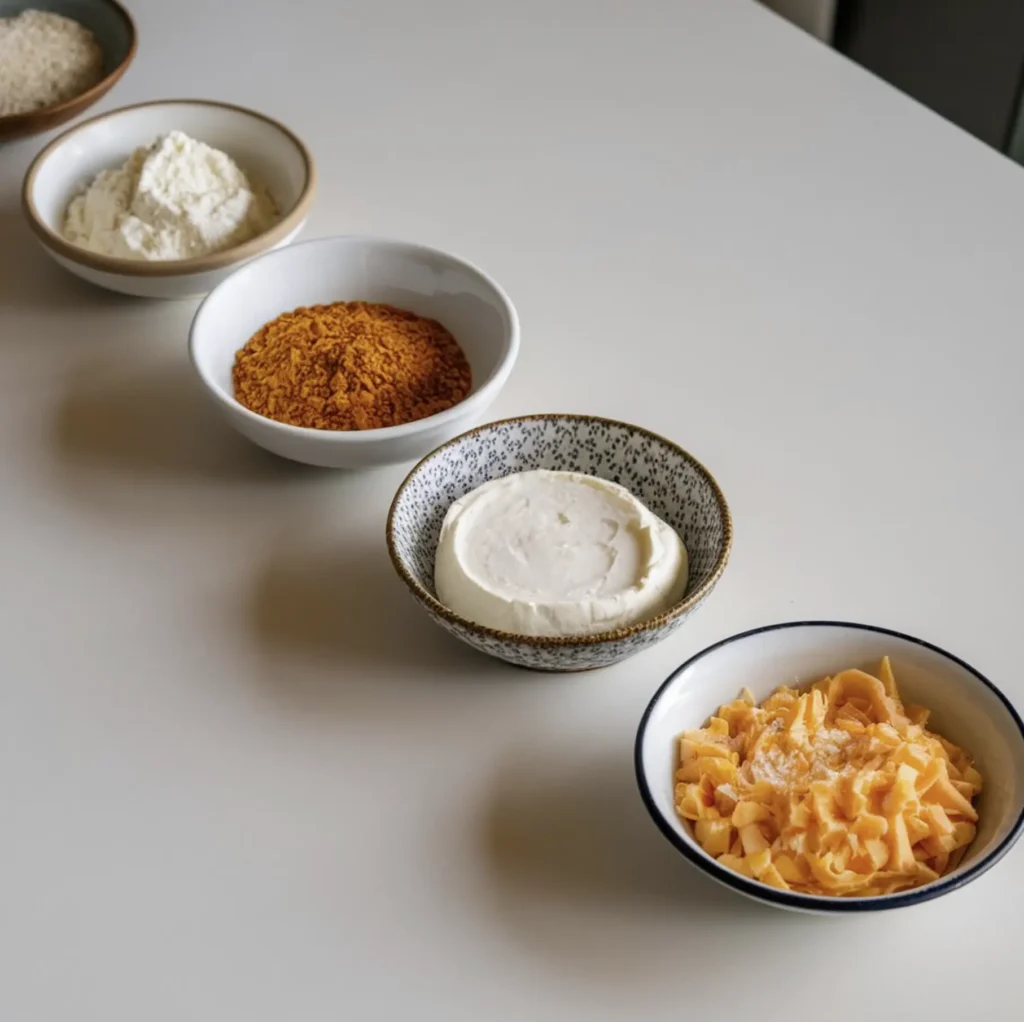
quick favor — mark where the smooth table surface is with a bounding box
[2,1,1022,1018]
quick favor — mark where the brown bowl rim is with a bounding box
[21,98,317,277]
[385,413,734,648]
[0,0,138,136]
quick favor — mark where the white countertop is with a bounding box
[2,1,1022,1018]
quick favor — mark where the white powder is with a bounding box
[0,10,104,117]
[749,745,804,788]
[63,131,280,261]
[745,727,854,791]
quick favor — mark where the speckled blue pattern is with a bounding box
[388,416,731,671]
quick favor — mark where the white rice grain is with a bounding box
[0,10,104,117]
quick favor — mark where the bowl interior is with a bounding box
[389,416,730,630]
[28,102,308,238]
[191,238,516,424]
[638,622,1024,904]
[0,0,132,89]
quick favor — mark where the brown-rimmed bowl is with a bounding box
[22,99,316,298]
[0,0,136,142]
[386,415,733,672]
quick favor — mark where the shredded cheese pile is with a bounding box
[676,659,982,897]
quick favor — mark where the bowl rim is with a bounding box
[385,414,734,647]
[188,233,520,443]
[634,619,1024,912]
[21,98,317,277]
[0,0,138,132]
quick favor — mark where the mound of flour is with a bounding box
[63,131,280,261]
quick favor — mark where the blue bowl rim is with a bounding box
[634,619,1024,912]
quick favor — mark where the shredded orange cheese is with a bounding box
[675,659,983,897]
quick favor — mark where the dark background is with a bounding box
[834,0,1024,156]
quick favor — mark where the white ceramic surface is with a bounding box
[188,235,519,469]
[22,100,315,298]
[636,622,1024,913]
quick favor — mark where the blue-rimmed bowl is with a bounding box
[386,414,732,672]
[636,621,1024,913]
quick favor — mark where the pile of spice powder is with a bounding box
[232,301,472,431]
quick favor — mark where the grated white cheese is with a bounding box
[0,10,104,117]
[62,131,280,261]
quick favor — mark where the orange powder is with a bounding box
[233,300,472,431]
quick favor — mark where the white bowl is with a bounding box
[22,99,316,299]
[636,621,1024,913]
[188,235,520,469]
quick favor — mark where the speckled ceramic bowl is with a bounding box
[386,415,733,672]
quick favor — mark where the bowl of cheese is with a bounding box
[386,415,732,671]
[21,98,316,298]
[635,621,1024,912]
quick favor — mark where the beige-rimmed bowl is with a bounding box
[386,415,733,672]
[0,0,136,142]
[22,99,316,298]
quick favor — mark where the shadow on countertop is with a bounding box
[245,533,492,692]
[52,355,296,484]
[476,743,825,978]
[0,210,120,311]
[45,347,341,531]
[482,748,734,914]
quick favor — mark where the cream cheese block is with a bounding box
[434,470,689,637]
